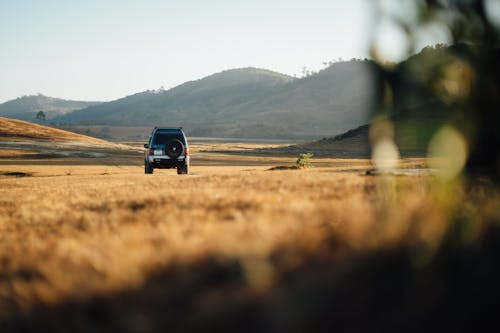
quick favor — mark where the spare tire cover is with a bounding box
[165,139,184,158]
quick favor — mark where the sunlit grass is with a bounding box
[1,158,497,322]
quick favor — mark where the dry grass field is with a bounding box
[0,119,499,332]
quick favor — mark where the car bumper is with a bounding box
[147,156,189,168]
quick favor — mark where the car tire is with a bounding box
[177,164,188,175]
[165,139,184,158]
[145,160,153,174]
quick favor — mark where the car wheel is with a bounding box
[165,139,184,158]
[177,164,188,175]
[145,160,153,174]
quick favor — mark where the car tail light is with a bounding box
[184,147,189,156]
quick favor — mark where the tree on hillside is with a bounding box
[36,110,46,121]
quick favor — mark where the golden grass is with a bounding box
[0,149,34,157]
[0,136,498,330]
[0,117,119,147]
[1,157,497,315]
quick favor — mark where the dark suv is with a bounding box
[144,127,189,174]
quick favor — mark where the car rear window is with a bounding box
[152,131,185,145]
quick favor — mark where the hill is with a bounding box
[297,124,371,156]
[55,64,375,139]
[0,94,101,121]
[0,117,137,161]
[290,45,475,156]
[0,117,115,144]
[294,111,445,157]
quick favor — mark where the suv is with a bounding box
[144,127,189,174]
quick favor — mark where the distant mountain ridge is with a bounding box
[296,45,474,155]
[57,67,293,125]
[2,63,376,139]
[55,63,376,139]
[0,94,102,121]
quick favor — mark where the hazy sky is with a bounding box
[0,0,374,103]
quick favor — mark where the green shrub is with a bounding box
[296,153,314,168]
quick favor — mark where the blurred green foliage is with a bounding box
[371,0,500,182]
